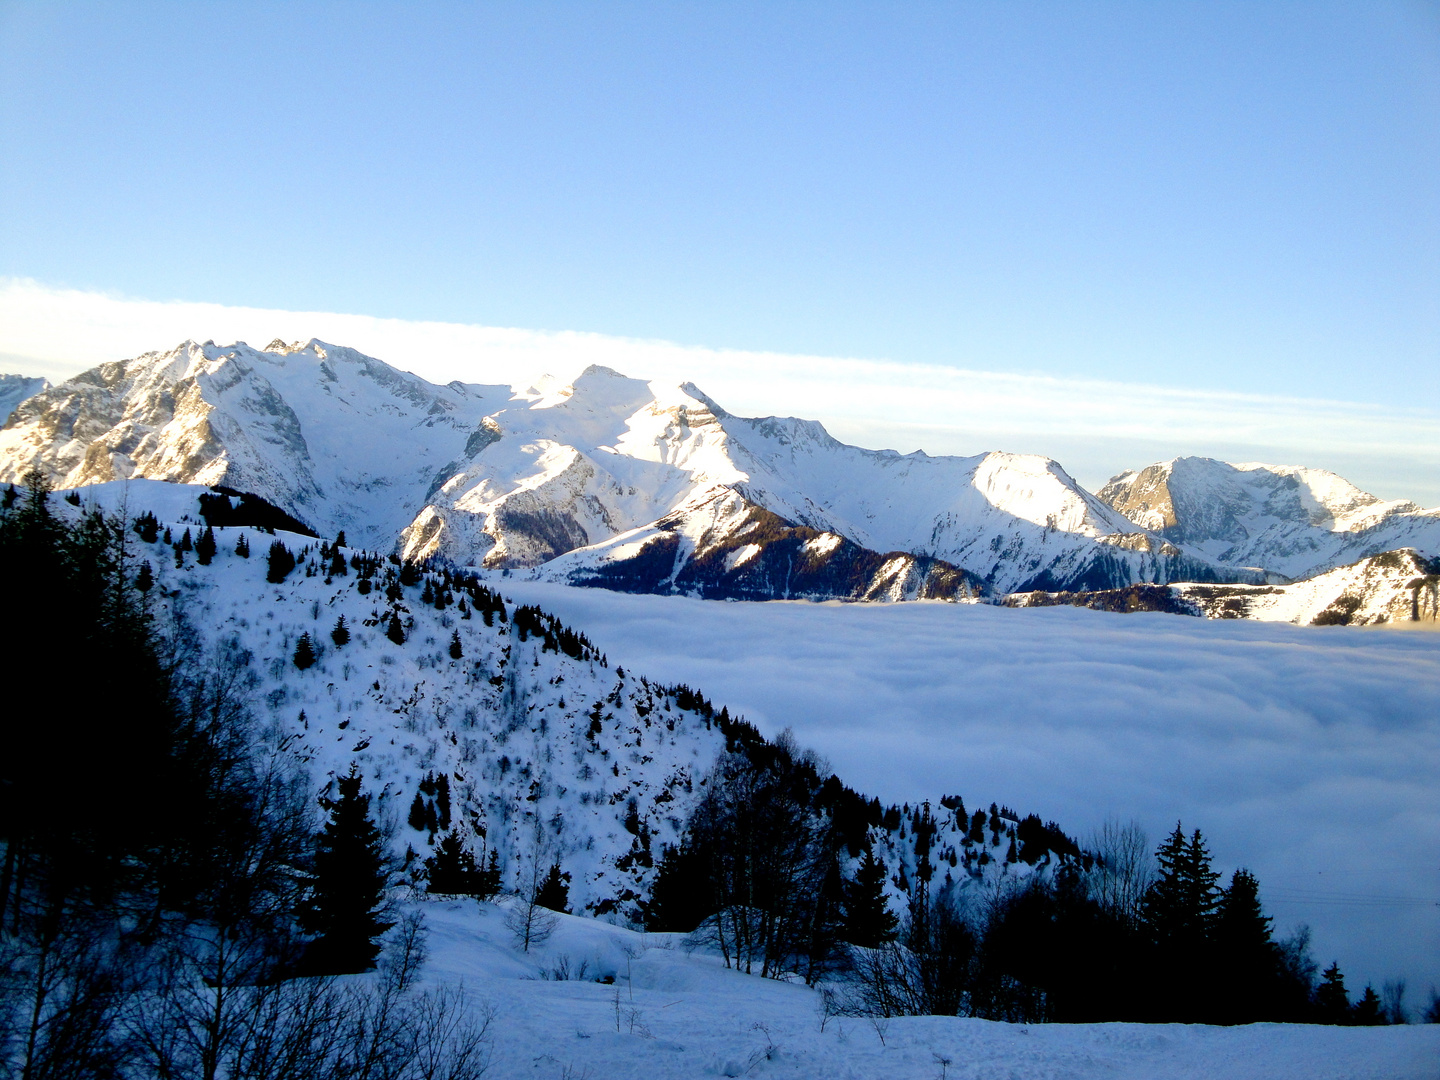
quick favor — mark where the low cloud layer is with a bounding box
[502,582,1440,997]
[3,278,1436,504]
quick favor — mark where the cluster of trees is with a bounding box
[641,717,1422,1026]
[0,475,491,1079]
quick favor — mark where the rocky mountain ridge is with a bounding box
[2,339,1433,602]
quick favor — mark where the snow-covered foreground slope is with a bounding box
[409,899,1439,1079]
[1100,457,1440,580]
[493,581,1440,999]
[0,341,1258,595]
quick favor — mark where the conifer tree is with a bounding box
[1316,962,1352,1023]
[408,792,429,832]
[266,540,295,583]
[425,832,484,895]
[195,524,217,565]
[330,615,350,648]
[179,527,193,552]
[134,560,154,594]
[293,631,317,670]
[477,849,502,899]
[1352,985,1385,1025]
[843,848,899,947]
[435,773,452,830]
[386,612,406,645]
[1213,868,1280,1022]
[235,532,250,558]
[448,630,463,660]
[534,861,571,913]
[302,768,394,974]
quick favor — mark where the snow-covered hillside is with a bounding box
[1099,457,1440,581]
[0,341,1259,596]
[53,478,1074,921]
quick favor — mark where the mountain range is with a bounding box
[2,337,1436,616]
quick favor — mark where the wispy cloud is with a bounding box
[3,278,1436,503]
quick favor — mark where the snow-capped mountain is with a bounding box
[1099,457,1440,581]
[0,339,1259,597]
[0,373,48,425]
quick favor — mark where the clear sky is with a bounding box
[2,2,1438,496]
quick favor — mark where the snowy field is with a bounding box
[418,898,1438,1080]
[496,583,1440,1000]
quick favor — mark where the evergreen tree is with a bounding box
[425,832,483,895]
[293,631,317,670]
[235,532,250,558]
[843,848,899,947]
[302,768,394,974]
[408,792,429,831]
[477,849,502,899]
[1316,962,1352,1024]
[534,861,571,913]
[179,527,193,552]
[195,524,217,565]
[435,773,452,830]
[386,612,406,645]
[133,511,159,543]
[1213,868,1280,1022]
[334,530,347,548]
[1352,985,1385,1025]
[266,540,295,583]
[330,615,351,648]
[448,630,463,660]
[134,560,154,594]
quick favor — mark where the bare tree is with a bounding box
[505,835,558,953]
[1088,818,1152,926]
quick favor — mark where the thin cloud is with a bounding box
[3,278,1436,502]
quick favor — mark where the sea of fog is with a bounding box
[498,582,1440,1002]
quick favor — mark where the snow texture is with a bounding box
[412,899,1438,1079]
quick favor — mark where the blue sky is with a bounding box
[2,2,1438,494]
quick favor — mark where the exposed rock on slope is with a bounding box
[1099,457,1440,581]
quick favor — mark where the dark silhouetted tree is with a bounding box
[292,632,317,670]
[330,615,350,648]
[844,848,898,948]
[301,768,393,974]
[195,525,217,565]
[266,540,295,583]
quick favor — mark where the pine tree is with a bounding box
[534,861,571,913]
[235,532,250,558]
[843,848,898,947]
[408,792,429,831]
[330,615,351,648]
[425,832,483,895]
[1316,963,1352,1024]
[1213,868,1280,1022]
[179,527,193,552]
[1352,985,1385,1025]
[302,767,394,974]
[134,560,154,594]
[385,612,406,645]
[435,773,452,830]
[266,540,295,583]
[448,630,463,660]
[293,631,317,670]
[195,525,216,565]
[477,849,502,899]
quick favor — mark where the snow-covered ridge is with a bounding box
[1099,457,1440,581]
[0,340,1264,596]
